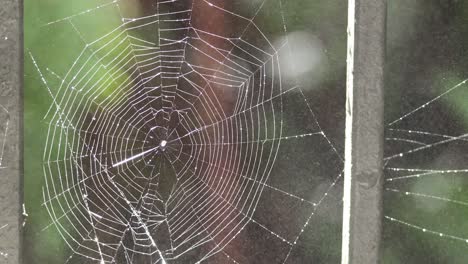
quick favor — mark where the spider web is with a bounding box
[383,1,468,259]
[26,0,345,263]
[384,78,468,245]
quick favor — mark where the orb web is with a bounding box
[28,0,345,263]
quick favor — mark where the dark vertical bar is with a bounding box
[0,0,21,263]
[342,0,386,263]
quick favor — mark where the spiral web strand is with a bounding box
[28,0,344,263]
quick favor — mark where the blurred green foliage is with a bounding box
[24,0,468,263]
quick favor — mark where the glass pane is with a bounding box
[24,1,347,263]
[384,1,468,262]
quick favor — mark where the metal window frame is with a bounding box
[0,0,22,263]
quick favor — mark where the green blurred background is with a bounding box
[23,0,468,263]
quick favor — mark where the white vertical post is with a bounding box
[342,0,386,263]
